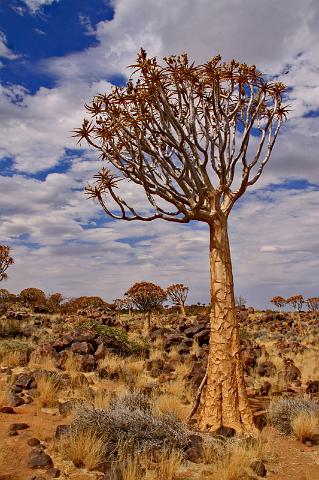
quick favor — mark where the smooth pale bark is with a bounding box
[198,219,256,434]
[179,303,186,316]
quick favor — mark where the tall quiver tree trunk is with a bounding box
[180,303,186,316]
[199,218,256,434]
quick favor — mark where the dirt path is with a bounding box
[0,400,97,480]
[266,428,319,480]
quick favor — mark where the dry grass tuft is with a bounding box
[203,438,264,480]
[114,445,183,480]
[155,448,183,479]
[29,354,57,371]
[64,353,82,374]
[1,349,25,367]
[0,386,10,408]
[58,429,105,470]
[37,375,61,407]
[153,393,190,421]
[291,412,319,443]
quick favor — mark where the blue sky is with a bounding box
[0,0,318,307]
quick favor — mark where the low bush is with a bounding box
[269,396,319,434]
[70,392,190,460]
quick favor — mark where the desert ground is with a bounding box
[0,293,319,480]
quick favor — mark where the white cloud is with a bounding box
[0,80,111,172]
[22,0,59,13]
[0,31,18,59]
[45,0,318,82]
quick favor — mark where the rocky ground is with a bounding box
[0,304,318,479]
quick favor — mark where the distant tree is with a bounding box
[0,245,14,282]
[113,298,125,321]
[166,283,189,316]
[19,288,46,309]
[0,289,10,302]
[306,297,319,320]
[76,49,287,433]
[47,292,63,312]
[235,295,247,308]
[287,294,304,312]
[125,281,166,331]
[270,296,286,313]
[286,295,305,335]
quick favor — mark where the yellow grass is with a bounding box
[0,350,24,367]
[155,448,183,480]
[190,337,200,357]
[58,429,105,470]
[153,393,190,421]
[205,443,255,480]
[29,354,57,371]
[291,349,319,383]
[292,412,319,442]
[174,361,191,379]
[168,345,180,361]
[0,387,10,408]
[92,388,112,409]
[64,353,82,373]
[37,375,61,407]
[115,446,183,480]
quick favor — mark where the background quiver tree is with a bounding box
[234,295,246,308]
[46,292,63,313]
[125,281,166,332]
[166,283,189,316]
[19,288,46,310]
[270,296,286,313]
[307,297,319,320]
[286,295,305,336]
[0,245,14,282]
[113,298,125,321]
[76,49,288,434]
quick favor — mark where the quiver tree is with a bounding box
[47,293,63,312]
[0,245,14,282]
[76,50,288,434]
[306,297,319,320]
[114,296,134,322]
[125,281,166,331]
[270,296,286,313]
[19,288,46,309]
[286,295,305,335]
[113,298,125,321]
[235,295,246,308]
[166,283,189,315]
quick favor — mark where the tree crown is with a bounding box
[0,245,14,282]
[166,283,189,305]
[75,49,288,224]
[125,281,166,312]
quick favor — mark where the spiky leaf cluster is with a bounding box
[75,49,288,223]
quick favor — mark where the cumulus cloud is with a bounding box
[2,172,318,307]
[0,80,111,172]
[45,0,317,81]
